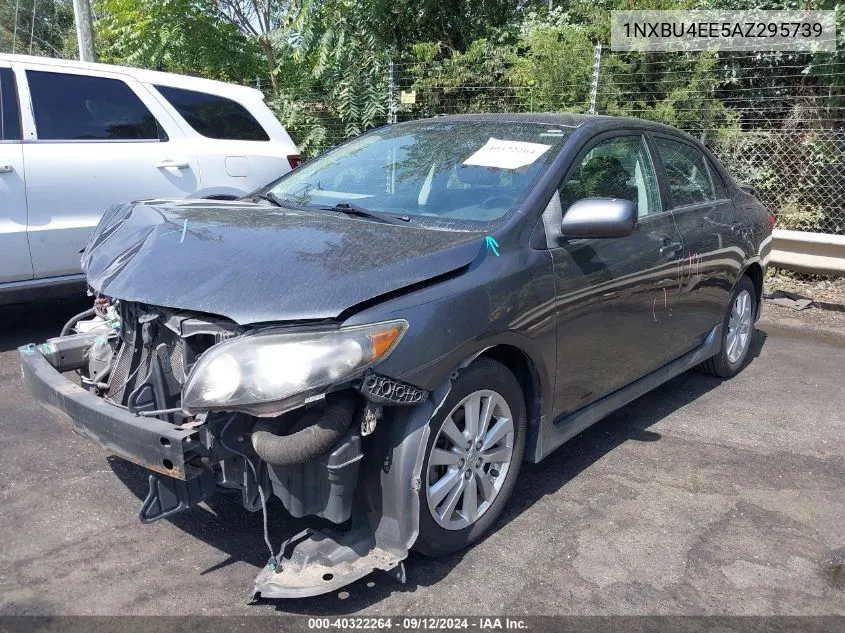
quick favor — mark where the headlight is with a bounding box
[181,320,407,414]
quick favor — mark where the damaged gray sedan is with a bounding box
[19,114,772,599]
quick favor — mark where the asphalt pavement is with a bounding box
[0,297,842,616]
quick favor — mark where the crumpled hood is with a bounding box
[82,199,483,324]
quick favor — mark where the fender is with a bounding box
[251,376,454,599]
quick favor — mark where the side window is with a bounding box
[26,70,163,141]
[0,68,22,141]
[707,158,727,199]
[654,137,715,207]
[154,86,270,141]
[560,135,661,218]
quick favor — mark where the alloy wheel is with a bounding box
[726,289,753,364]
[426,389,515,530]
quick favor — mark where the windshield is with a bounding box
[268,121,573,230]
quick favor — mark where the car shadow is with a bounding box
[107,330,767,613]
[0,295,91,353]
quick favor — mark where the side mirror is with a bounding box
[560,198,636,239]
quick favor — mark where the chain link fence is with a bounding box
[383,51,845,304]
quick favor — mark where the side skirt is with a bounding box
[531,324,722,463]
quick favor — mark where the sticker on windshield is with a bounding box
[463,137,552,170]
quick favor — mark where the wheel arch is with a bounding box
[740,260,764,320]
[464,344,544,462]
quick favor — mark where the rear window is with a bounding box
[653,137,716,207]
[155,85,269,141]
[27,70,163,141]
[0,68,21,141]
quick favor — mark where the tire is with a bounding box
[413,357,526,557]
[698,275,757,378]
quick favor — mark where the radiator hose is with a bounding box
[60,308,96,336]
[250,394,356,467]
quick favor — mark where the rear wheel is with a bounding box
[698,275,756,378]
[414,358,526,557]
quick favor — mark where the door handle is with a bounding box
[659,242,682,257]
[155,159,189,169]
[0,164,13,173]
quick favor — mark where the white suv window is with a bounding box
[154,85,269,141]
[26,70,165,141]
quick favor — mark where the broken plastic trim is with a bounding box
[359,370,428,405]
[251,377,453,599]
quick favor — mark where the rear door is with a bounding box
[152,85,291,196]
[549,132,684,417]
[16,63,201,279]
[650,134,738,352]
[0,63,31,284]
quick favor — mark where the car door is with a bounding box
[151,85,293,197]
[0,64,32,284]
[16,63,201,279]
[650,134,738,353]
[547,132,684,417]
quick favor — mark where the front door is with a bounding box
[549,133,684,417]
[0,65,31,284]
[16,64,201,279]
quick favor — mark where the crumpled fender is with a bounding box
[251,376,453,599]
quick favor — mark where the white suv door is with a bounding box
[16,63,202,279]
[151,85,295,195]
[0,64,31,283]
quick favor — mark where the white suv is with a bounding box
[0,54,299,303]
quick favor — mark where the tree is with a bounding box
[97,0,264,81]
[0,0,74,57]
[214,0,309,96]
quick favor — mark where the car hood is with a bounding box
[82,199,483,325]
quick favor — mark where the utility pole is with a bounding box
[588,42,602,115]
[71,0,96,62]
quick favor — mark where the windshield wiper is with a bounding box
[250,195,410,225]
[318,202,411,225]
[250,191,285,207]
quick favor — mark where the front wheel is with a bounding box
[698,275,757,378]
[414,358,526,557]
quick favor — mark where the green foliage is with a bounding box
[266,91,330,156]
[0,0,74,57]
[508,19,595,112]
[294,0,386,137]
[97,0,263,81]
[402,38,519,117]
[776,198,828,232]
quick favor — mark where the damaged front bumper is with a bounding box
[18,339,449,599]
[19,343,202,480]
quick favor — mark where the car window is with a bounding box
[560,135,661,218]
[26,70,163,141]
[154,85,269,141]
[0,68,22,141]
[707,158,727,199]
[267,121,572,230]
[654,137,716,207]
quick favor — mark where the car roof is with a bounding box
[399,112,697,141]
[0,53,264,100]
